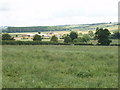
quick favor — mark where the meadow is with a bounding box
[2,45,118,88]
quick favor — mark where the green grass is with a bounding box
[2,45,118,88]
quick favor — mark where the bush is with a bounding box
[74,43,93,45]
[82,34,91,42]
[73,38,79,42]
[33,34,42,41]
[2,41,70,45]
[2,33,14,40]
[61,34,67,39]
[73,35,90,43]
[50,35,58,42]
[70,31,78,40]
[64,36,72,43]
[111,31,120,39]
[2,41,120,46]
[88,31,94,39]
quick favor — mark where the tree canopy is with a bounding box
[33,34,42,41]
[95,28,112,45]
[2,33,14,40]
[51,35,58,42]
[64,35,72,43]
[70,31,78,40]
[111,31,120,39]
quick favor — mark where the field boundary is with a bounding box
[1,41,120,46]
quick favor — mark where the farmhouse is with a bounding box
[38,34,48,37]
[26,33,50,38]
[26,34,35,37]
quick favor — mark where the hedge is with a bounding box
[1,40,120,46]
[1,41,70,45]
[74,42,93,45]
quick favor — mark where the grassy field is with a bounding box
[2,45,118,88]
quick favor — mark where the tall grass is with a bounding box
[2,45,118,88]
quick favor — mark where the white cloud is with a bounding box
[0,0,119,26]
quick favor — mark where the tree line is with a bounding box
[4,26,69,33]
[2,27,120,45]
[63,28,113,45]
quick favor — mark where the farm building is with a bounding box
[26,33,50,38]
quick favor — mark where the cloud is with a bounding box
[0,7,10,11]
[0,1,15,12]
[0,0,119,26]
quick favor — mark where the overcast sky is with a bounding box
[0,0,119,26]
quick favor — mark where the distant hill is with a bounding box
[1,22,118,33]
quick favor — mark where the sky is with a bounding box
[0,0,119,26]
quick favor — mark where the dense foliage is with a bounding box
[5,26,70,33]
[2,22,117,33]
[111,31,120,39]
[33,34,42,41]
[2,27,119,45]
[70,31,78,40]
[88,31,94,39]
[73,36,90,43]
[64,35,72,43]
[2,41,70,45]
[2,33,14,40]
[95,28,112,45]
[50,35,58,42]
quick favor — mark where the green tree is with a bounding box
[64,35,72,43]
[62,34,67,39]
[51,35,58,42]
[82,34,91,42]
[74,35,90,43]
[94,27,99,40]
[2,33,14,40]
[88,31,94,39]
[38,32,41,34]
[33,34,42,41]
[70,31,78,40]
[16,35,18,37]
[111,31,120,39]
[95,28,112,45]
[96,27,99,31]
[73,34,90,43]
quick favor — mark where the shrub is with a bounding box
[111,31,120,39]
[33,34,42,41]
[61,34,67,39]
[70,31,78,40]
[2,33,14,40]
[82,34,91,42]
[2,41,70,45]
[50,35,58,42]
[73,38,79,42]
[64,36,72,43]
[73,35,90,43]
[88,31,94,39]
